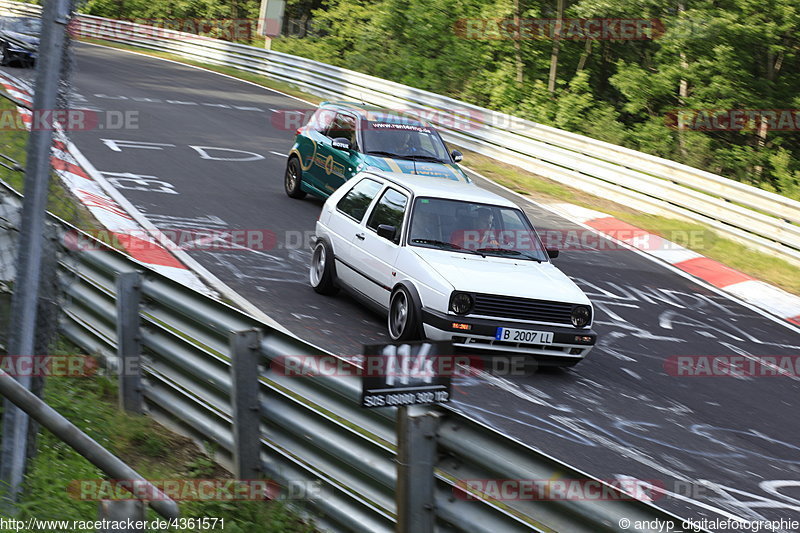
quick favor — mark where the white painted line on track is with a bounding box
[81,41,317,106]
[70,143,295,335]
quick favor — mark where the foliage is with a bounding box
[69,0,800,196]
[269,0,800,199]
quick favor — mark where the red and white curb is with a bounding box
[0,73,209,294]
[551,203,800,326]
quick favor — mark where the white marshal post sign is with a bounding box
[257,0,286,49]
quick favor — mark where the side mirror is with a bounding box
[331,137,352,151]
[546,248,560,259]
[377,224,397,241]
[451,150,463,163]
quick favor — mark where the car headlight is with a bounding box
[571,305,591,328]
[450,292,474,315]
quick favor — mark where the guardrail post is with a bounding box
[116,271,143,414]
[230,329,262,480]
[98,500,146,532]
[396,405,440,533]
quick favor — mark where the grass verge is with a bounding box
[3,340,316,533]
[0,96,105,232]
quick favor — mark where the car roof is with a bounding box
[321,101,430,126]
[363,170,519,207]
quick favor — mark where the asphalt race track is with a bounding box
[5,43,800,530]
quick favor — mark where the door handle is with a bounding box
[355,233,365,240]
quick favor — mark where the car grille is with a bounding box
[472,293,574,325]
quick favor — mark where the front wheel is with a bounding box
[309,240,338,295]
[0,43,9,67]
[388,286,422,341]
[284,157,307,199]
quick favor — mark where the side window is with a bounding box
[367,188,408,243]
[307,108,335,133]
[337,178,383,222]
[327,113,359,150]
[418,133,437,154]
[500,209,527,231]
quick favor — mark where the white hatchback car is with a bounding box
[310,171,596,366]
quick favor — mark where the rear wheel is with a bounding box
[309,240,338,295]
[285,156,307,199]
[0,43,9,67]
[388,286,422,341]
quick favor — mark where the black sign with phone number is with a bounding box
[360,341,453,409]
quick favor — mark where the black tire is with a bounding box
[388,286,422,341]
[284,156,307,199]
[309,240,338,295]
[0,42,9,67]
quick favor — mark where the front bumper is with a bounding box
[421,308,596,359]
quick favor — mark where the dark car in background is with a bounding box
[0,16,40,67]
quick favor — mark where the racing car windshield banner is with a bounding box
[360,341,453,408]
[368,122,432,133]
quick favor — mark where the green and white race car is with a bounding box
[284,101,469,199]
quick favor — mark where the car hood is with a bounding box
[362,155,469,182]
[411,247,590,304]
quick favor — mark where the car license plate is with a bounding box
[495,327,554,344]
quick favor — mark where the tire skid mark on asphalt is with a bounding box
[24,44,800,526]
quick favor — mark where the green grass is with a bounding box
[459,147,800,296]
[0,97,104,231]
[0,97,28,190]
[3,340,317,533]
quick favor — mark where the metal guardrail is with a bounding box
[0,171,698,531]
[2,0,797,264]
[0,365,181,519]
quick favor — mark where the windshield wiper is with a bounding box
[475,248,543,262]
[366,150,403,157]
[412,239,484,256]
[397,154,445,163]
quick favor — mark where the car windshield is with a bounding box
[362,120,450,162]
[407,197,548,261]
[7,17,41,34]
